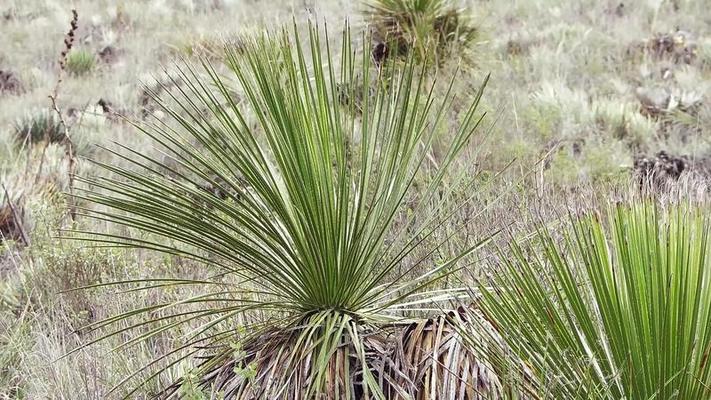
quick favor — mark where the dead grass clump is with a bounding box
[634,150,687,185]
[632,150,711,191]
[0,204,25,245]
[97,45,121,64]
[110,5,132,33]
[170,34,245,62]
[386,306,520,399]
[505,39,530,57]
[181,306,518,399]
[646,29,698,64]
[0,70,22,94]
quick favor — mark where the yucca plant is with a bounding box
[365,0,478,66]
[71,23,494,398]
[479,202,711,399]
[66,48,95,76]
[14,109,65,147]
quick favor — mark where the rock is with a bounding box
[660,66,673,80]
[678,90,704,113]
[635,87,671,115]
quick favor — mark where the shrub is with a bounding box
[65,49,95,76]
[480,202,711,399]
[365,0,478,66]
[74,23,493,398]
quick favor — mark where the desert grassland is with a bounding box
[0,0,710,399]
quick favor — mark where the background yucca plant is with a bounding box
[72,23,495,398]
[365,0,478,67]
[65,48,95,76]
[479,202,711,399]
[14,109,65,147]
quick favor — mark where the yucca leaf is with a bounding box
[480,201,711,399]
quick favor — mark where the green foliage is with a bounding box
[365,0,478,66]
[14,109,64,147]
[521,100,561,142]
[65,49,95,76]
[177,367,209,400]
[74,23,489,397]
[481,202,711,399]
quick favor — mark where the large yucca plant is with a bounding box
[71,23,494,398]
[480,202,711,399]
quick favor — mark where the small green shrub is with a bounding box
[14,110,64,146]
[365,0,478,66]
[65,49,95,76]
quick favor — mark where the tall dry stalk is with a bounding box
[44,9,79,222]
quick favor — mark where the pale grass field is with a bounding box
[0,0,710,398]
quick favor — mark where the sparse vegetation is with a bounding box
[0,0,710,398]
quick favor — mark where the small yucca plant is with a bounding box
[480,202,711,399]
[72,23,493,398]
[14,109,65,147]
[365,0,478,66]
[66,48,95,76]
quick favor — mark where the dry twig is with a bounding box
[46,9,79,222]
